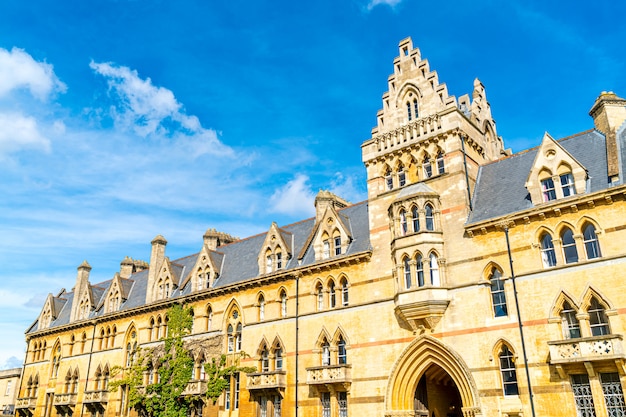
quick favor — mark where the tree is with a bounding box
[110,303,255,417]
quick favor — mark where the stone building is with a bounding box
[16,37,626,417]
[1,367,21,416]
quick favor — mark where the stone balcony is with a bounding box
[548,334,625,365]
[181,380,207,396]
[395,287,450,332]
[15,397,37,409]
[247,370,286,391]
[83,389,109,403]
[306,364,351,388]
[53,392,77,407]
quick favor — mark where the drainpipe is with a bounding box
[504,226,537,417]
[80,321,98,417]
[295,273,300,417]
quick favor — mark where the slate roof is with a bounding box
[468,130,610,225]
[30,201,371,333]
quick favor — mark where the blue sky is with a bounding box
[0,0,624,368]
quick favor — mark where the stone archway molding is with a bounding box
[384,335,482,417]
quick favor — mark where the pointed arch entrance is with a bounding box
[385,336,482,417]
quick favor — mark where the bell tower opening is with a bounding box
[414,364,463,417]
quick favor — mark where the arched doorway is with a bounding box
[385,336,481,417]
[414,364,462,417]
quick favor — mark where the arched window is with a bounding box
[149,318,155,341]
[499,345,519,396]
[316,283,324,311]
[583,224,601,260]
[329,281,336,308]
[333,231,342,256]
[235,323,242,352]
[69,335,75,356]
[413,99,419,120]
[436,152,445,175]
[258,295,265,321]
[399,210,407,236]
[588,297,610,336]
[540,233,557,267]
[411,206,420,232]
[51,344,61,378]
[196,268,205,291]
[429,253,440,286]
[561,227,578,264]
[415,254,424,287]
[99,329,105,350]
[340,278,349,306]
[156,316,163,339]
[276,248,283,269]
[398,164,406,187]
[561,301,581,339]
[385,168,393,190]
[423,155,432,178]
[265,249,272,274]
[260,345,269,372]
[541,177,556,202]
[425,204,434,231]
[489,268,507,317]
[81,332,86,354]
[274,345,283,370]
[207,306,213,331]
[407,102,412,121]
[322,237,331,260]
[157,279,164,299]
[321,339,330,366]
[227,324,234,352]
[280,290,288,317]
[165,281,171,298]
[337,336,347,365]
[403,257,411,289]
[560,172,575,197]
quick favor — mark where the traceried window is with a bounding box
[398,164,406,187]
[207,306,213,331]
[540,232,557,267]
[274,345,283,370]
[425,204,434,231]
[489,268,507,317]
[560,173,575,197]
[340,277,349,306]
[227,324,234,352]
[588,297,610,336]
[411,206,420,232]
[321,339,330,366]
[276,250,283,269]
[322,392,331,417]
[407,101,412,121]
[583,224,601,260]
[258,295,265,321]
[235,323,242,351]
[541,178,556,202]
[561,227,578,264]
[385,168,393,190]
[334,235,342,256]
[329,281,336,308]
[403,257,411,289]
[316,283,324,311]
[601,373,626,417]
[51,345,61,378]
[261,346,270,372]
[499,345,519,396]
[571,374,595,417]
[561,301,581,339]
[266,253,273,274]
[323,240,330,259]
[337,336,347,365]
[280,290,288,317]
[338,392,348,417]
[413,99,419,120]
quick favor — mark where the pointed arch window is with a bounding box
[258,295,265,321]
[588,297,610,336]
[415,254,424,287]
[425,204,434,231]
[561,301,581,339]
[235,323,242,351]
[385,168,393,190]
[266,250,273,274]
[583,224,601,260]
[340,277,349,306]
[51,345,61,378]
[499,345,519,396]
[276,248,283,269]
[429,253,440,286]
[337,336,347,365]
[423,155,432,178]
[227,324,234,352]
[207,306,213,331]
[399,210,407,236]
[560,173,575,197]
[398,164,406,187]
[329,281,336,308]
[413,99,419,120]
[436,152,445,175]
[321,339,330,366]
[561,227,578,264]
[411,206,420,232]
[407,102,412,122]
[316,283,324,311]
[540,232,557,267]
[403,257,412,289]
[541,177,556,202]
[323,239,331,260]
[261,346,270,372]
[274,345,283,370]
[280,291,288,317]
[489,268,508,317]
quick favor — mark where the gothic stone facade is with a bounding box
[17,37,626,417]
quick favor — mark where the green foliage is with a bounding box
[204,354,256,404]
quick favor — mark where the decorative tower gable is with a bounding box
[101,274,130,314]
[152,257,182,301]
[525,132,588,205]
[39,294,60,330]
[308,204,352,262]
[183,245,222,291]
[258,222,292,275]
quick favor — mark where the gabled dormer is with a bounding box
[525,133,588,205]
[70,261,95,322]
[39,293,65,330]
[258,222,293,274]
[102,273,131,314]
[183,243,222,291]
[305,191,352,261]
[152,257,183,301]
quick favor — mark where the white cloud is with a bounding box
[367,0,403,10]
[0,47,66,100]
[268,174,316,217]
[90,61,232,156]
[0,112,51,155]
[329,172,367,203]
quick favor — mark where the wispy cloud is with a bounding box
[366,0,403,11]
[90,61,232,157]
[268,174,317,217]
[0,47,66,100]
[0,112,51,155]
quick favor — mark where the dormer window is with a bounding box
[541,178,556,202]
[334,235,342,256]
[323,239,330,259]
[266,253,273,274]
[276,250,283,269]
